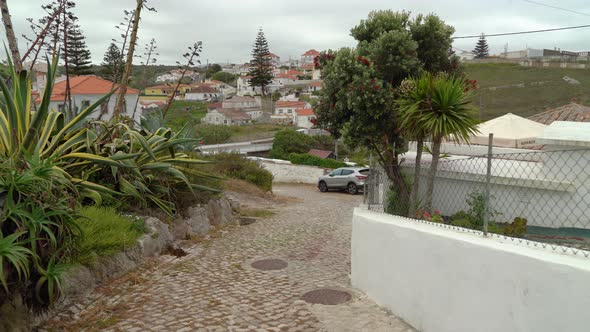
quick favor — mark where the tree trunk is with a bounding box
[424,135,442,213]
[1,0,22,72]
[114,0,143,117]
[408,137,424,218]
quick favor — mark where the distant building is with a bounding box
[274,100,308,118]
[144,84,191,97]
[185,86,220,101]
[457,51,475,61]
[295,108,316,129]
[202,109,252,126]
[308,149,335,159]
[222,95,259,109]
[39,75,139,123]
[301,49,320,65]
[156,69,201,83]
[528,103,590,125]
[269,53,281,67]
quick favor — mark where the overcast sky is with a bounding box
[4,0,590,65]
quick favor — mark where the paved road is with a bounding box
[41,185,414,332]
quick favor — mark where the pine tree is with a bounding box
[100,42,124,82]
[64,24,93,75]
[248,28,273,96]
[472,33,489,59]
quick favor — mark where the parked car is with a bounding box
[317,167,370,195]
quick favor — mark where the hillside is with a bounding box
[465,63,590,121]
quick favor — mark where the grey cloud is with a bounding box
[4,0,590,65]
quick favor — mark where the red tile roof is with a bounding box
[275,100,307,108]
[308,149,334,159]
[300,63,315,70]
[47,75,138,101]
[287,69,303,76]
[189,86,218,94]
[275,73,297,80]
[302,49,320,57]
[208,102,222,110]
[310,81,322,87]
[296,108,315,116]
[217,109,251,121]
[528,103,590,125]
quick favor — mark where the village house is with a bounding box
[305,81,323,93]
[237,76,261,96]
[301,49,320,65]
[202,108,252,126]
[144,84,192,98]
[222,95,260,109]
[185,86,220,101]
[269,53,281,67]
[295,108,316,129]
[40,75,140,123]
[156,69,201,83]
[274,100,309,119]
[198,80,237,96]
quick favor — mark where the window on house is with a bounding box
[57,104,65,113]
[81,100,91,109]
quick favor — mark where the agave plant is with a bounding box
[78,122,218,216]
[0,54,129,201]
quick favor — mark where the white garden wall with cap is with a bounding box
[351,208,590,332]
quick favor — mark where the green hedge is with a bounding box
[289,153,347,169]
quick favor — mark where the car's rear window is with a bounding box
[342,169,354,175]
[359,169,370,175]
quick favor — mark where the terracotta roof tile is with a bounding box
[296,108,315,116]
[189,86,218,94]
[528,103,590,125]
[302,49,320,56]
[275,100,307,108]
[308,149,333,159]
[47,75,138,102]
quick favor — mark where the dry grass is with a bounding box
[223,178,270,198]
[239,207,276,219]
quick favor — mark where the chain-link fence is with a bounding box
[364,147,590,257]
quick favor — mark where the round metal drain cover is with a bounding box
[251,259,288,271]
[301,289,352,305]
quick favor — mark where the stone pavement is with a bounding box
[41,185,415,332]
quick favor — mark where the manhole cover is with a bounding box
[301,289,352,305]
[251,259,288,271]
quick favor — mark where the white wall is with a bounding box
[259,160,328,184]
[352,208,590,332]
[49,93,140,124]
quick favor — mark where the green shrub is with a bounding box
[451,218,474,229]
[194,124,233,144]
[204,153,273,192]
[289,153,347,169]
[503,217,527,237]
[269,129,312,160]
[71,206,145,266]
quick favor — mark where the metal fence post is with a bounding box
[483,133,493,236]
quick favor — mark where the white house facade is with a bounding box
[44,75,140,123]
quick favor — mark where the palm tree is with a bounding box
[397,74,434,217]
[401,73,479,213]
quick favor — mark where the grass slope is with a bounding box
[465,63,590,120]
[165,100,207,132]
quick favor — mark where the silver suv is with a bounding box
[317,167,370,195]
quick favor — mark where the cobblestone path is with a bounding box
[41,185,415,332]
